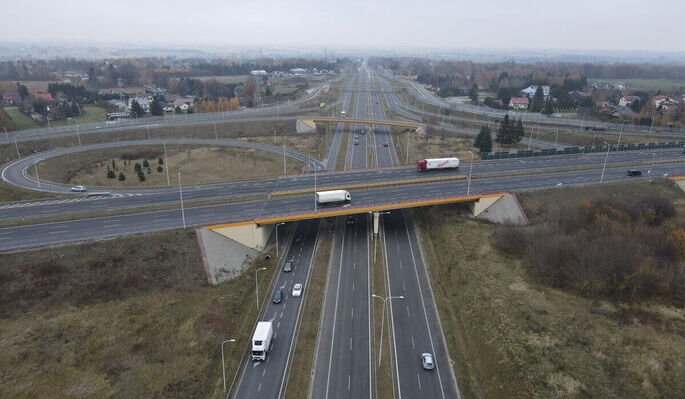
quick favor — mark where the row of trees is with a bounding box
[473,115,525,153]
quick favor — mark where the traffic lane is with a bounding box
[233,220,319,399]
[4,162,685,252]
[384,212,446,399]
[325,215,371,399]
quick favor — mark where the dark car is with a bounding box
[283,261,293,272]
[345,215,355,225]
[627,170,642,177]
[272,288,283,304]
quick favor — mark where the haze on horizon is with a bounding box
[1,0,682,53]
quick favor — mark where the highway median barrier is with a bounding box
[271,175,467,197]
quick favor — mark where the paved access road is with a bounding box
[231,219,320,399]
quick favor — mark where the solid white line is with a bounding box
[383,224,402,399]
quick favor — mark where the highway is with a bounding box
[370,73,460,398]
[311,64,372,399]
[231,219,320,399]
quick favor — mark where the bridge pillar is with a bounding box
[209,222,274,251]
[470,194,528,225]
[296,119,317,133]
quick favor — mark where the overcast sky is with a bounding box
[1,0,682,53]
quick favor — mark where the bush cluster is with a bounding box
[494,195,685,302]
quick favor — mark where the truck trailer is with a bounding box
[315,190,351,205]
[416,157,460,172]
[251,321,274,361]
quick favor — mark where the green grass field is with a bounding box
[591,78,685,91]
[49,105,109,127]
[4,107,35,130]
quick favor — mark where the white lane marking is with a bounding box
[263,368,267,377]
[348,375,351,391]
[351,306,354,320]
[258,383,262,392]
[411,336,415,349]
[349,337,353,350]
[277,321,281,329]
[417,374,422,391]
[280,311,284,319]
[406,306,410,318]
[325,222,347,398]
[352,282,355,292]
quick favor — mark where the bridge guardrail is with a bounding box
[480,141,685,160]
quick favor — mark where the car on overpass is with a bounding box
[70,185,87,192]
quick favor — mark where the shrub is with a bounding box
[158,157,164,165]
[137,170,145,182]
[157,166,163,172]
[134,163,142,172]
[107,170,115,179]
[143,160,149,168]
[118,172,125,181]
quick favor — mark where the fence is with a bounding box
[480,141,685,160]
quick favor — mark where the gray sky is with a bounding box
[1,0,682,52]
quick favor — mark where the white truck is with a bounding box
[251,321,273,361]
[416,157,460,172]
[315,190,351,205]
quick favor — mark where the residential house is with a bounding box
[290,68,307,76]
[250,70,267,76]
[34,92,54,102]
[520,85,550,98]
[128,97,150,113]
[174,96,194,111]
[619,96,640,107]
[509,97,529,110]
[145,87,168,96]
[108,99,128,111]
[568,90,593,103]
[2,92,20,106]
[653,95,677,110]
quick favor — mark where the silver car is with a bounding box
[421,353,434,370]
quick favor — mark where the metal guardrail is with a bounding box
[480,141,685,160]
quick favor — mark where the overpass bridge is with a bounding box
[296,117,424,134]
[204,190,525,251]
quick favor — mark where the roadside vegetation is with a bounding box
[0,229,278,399]
[415,180,685,398]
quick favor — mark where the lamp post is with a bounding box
[467,151,474,196]
[371,294,404,365]
[275,222,286,258]
[600,141,610,183]
[255,267,267,312]
[617,122,624,149]
[76,119,81,146]
[34,160,41,190]
[221,338,237,392]
[163,143,170,186]
[178,172,186,229]
[3,126,8,140]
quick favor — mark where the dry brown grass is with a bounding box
[0,229,279,399]
[414,185,685,398]
[31,144,307,187]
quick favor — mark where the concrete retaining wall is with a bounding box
[472,193,528,225]
[196,228,258,285]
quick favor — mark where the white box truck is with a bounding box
[315,190,351,205]
[416,157,460,172]
[251,321,273,361]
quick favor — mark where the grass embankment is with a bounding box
[0,229,278,399]
[415,180,685,398]
[0,180,66,203]
[392,130,522,164]
[284,219,332,399]
[374,224,394,399]
[30,145,306,187]
[3,106,35,130]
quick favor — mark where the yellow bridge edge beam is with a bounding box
[299,118,423,130]
[206,192,507,230]
[272,175,467,197]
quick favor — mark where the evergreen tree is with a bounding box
[118,172,126,181]
[130,100,145,118]
[515,119,524,143]
[150,96,163,116]
[16,82,29,100]
[496,114,511,144]
[107,170,115,179]
[530,86,544,112]
[468,83,479,105]
[474,126,493,153]
[543,97,554,115]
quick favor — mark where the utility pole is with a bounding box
[467,151,474,196]
[35,161,41,190]
[600,142,610,183]
[14,138,20,158]
[283,136,286,176]
[163,143,170,186]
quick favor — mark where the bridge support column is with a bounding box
[470,194,528,225]
[209,222,274,252]
[296,119,317,133]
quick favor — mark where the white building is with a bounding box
[128,97,150,113]
[250,70,267,76]
[520,85,550,98]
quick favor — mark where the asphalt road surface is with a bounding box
[231,219,320,399]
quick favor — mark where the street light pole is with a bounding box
[34,161,41,190]
[255,267,267,311]
[221,338,237,392]
[275,222,285,258]
[467,151,474,196]
[14,138,20,158]
[617,122,624,149]
[163,143,170,186]
[371,294,404,365]
[178,172,186,228]
[2,126,7,140]
[600,141,610,183]
[76,120,81,146]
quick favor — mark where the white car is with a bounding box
[292,283,303,297]
[70,185,87,192]
[421,353,434,370]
